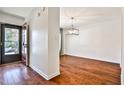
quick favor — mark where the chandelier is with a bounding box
[66,17,79,35]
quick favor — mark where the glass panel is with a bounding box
[5,28,19,55]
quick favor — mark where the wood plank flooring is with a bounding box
[0,55,121,85]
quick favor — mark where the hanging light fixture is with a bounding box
[66,17,79,35]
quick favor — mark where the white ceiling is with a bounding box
[0,7,34,18]
[60,7,122,28]
[0,7,121,28]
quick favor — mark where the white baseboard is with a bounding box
[64,54,120,64]
[30,65,60,80]
[121,71,124,85]
[30,65,49,80]
[48,71,60,80]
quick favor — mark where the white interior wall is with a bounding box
[0,11,24,25]
[121,8,124,85]
[29,8,60,80]
[63,16,121,63]
[29,8,49,77]
[48,8,60,78]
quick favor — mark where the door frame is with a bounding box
[0,23,2,64]
[22,22,30,66]
[1,24,22,64]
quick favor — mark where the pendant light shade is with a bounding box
[66,17,79,35]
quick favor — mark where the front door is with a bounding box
[1,24,22,64]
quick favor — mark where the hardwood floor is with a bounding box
[52,55,121,85]
[0,55,121,85]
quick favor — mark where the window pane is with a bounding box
[5,28,19,55]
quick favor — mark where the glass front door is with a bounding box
[1,24,22,64]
